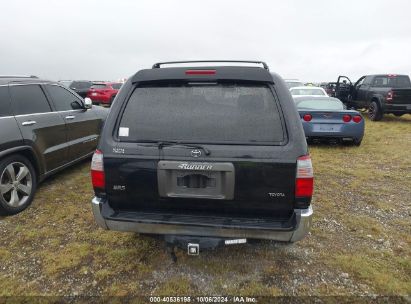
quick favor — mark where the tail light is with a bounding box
[296,155,314,198]
[342,114,352,122]
[91,150,105,189]
[353,115,362,123]
[303,114,312,122]
[386,90,394,102]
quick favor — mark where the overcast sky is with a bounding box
[1,0,410,83]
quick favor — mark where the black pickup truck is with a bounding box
[335,74,411,121]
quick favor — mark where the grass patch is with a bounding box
[332,252,411,295]
[0,115,410,296]
[155,277,198,296]
[41,242,92,276]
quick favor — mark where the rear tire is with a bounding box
[368,101,383,121]
[0,155,37,216]
[353,139,362,146]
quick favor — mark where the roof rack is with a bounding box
[152,60,269,70]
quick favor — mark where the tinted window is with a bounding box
[91,84,107,90]
[119,84,285,144]
[10,85,51,115]
[388,76,411,88]
[0,86,12,117]
[363,76,372,85]
[46,85,83,111]
[356,78,365,86]
[111,83,122,89]
[291,88,326,96]
[295,98,344,110]
[373,77,388,87]
[72,81,92,89]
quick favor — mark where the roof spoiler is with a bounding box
[152,60,269,71]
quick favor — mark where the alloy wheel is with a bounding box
[369,103,376,120]
[0,162,32,207]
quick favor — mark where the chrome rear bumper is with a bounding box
[91,197,313,242]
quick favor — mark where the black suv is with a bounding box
[59,80,93,98]
[91,61,314,249]
[0,76,108,215]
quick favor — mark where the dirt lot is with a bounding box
[0,115,410,299]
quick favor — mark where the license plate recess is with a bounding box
[157,161,235,200]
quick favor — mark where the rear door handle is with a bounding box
[65,115,75,120]
[22,121,36,126]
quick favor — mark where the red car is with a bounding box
[87,82,122,106]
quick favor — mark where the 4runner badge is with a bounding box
[178,163,213,170]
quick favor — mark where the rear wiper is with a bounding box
[139,140,211,155]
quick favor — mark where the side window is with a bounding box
[0,86,12,117]
[356,78,365,86]
[363,76,372,85]
[372,77,388,87]
[46,85,83,111]
[10,85,51,115]
[79,82,92,89]
[70,82,79,89]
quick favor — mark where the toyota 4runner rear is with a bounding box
[91,61,314,248]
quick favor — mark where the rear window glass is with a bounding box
[387,76,411,88]
[119,84,285,144]
[111,83,122,89]
[295,98,344,110]
[291,88,326,96]
[91,84,107,89]
[72,81,91,89]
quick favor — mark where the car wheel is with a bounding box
[0,155,37,215]
[368,101,383,121]
[353,138,362,146]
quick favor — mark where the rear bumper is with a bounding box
[91,197,313,242]
[302,122,364,140]
[384,104,411,114]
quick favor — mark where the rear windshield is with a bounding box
[72,81,91,89]
[295,98,344,110]
[118,83,285,144]
[91,84,107,89]
[291,88,326,96]
[373,76,411,88]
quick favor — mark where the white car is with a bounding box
[290,86,328,97]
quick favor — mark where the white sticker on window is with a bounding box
[119,127,129,137]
